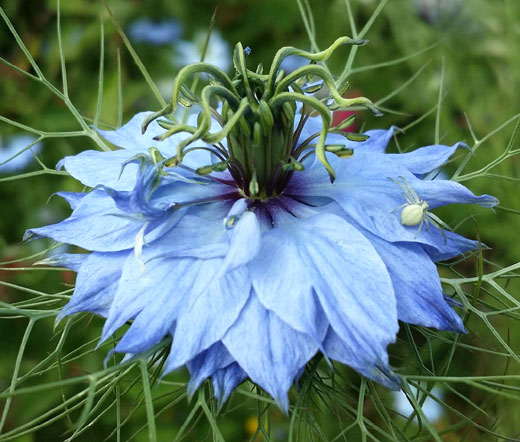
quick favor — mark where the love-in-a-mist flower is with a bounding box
[1,134,41,173]
[27,37,497,411]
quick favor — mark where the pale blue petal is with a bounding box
[249,227,329,343]
[297,118,394,154]
[366,233,465,332]
[143,211,229,260]
[420,229,481,261]
[164,266,250,370]
[100,255,187,343]
[352,127,396,153]
[109,257,222,353]
[54,191,87,210]
[323,327,401,390]
[412,179,498,209]
[97,112,215,167]
[25,189,185,252]
[36,253,87,271]
[97,112,168,153]
[222,295,319,412]
[287,152,495,255]
[218,211,261,276]
[388,143,463,175]
[186,342,235,398]
[57,150,139,191]
[58,251,128,320]
[24,189,143,250]
[149,180,237,211]
[271,211,398,366]
[212,363,248,406]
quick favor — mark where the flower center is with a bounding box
[142,38,382,200]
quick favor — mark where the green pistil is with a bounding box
[143,37,381,199]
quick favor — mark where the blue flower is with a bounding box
[173,30,231,72]
[128,19,182,45]
[1,135,41,173]
[27,39,497,412]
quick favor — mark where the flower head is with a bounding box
[1,135,41,173]
[27,38,497,411]
[173,30,231,72]
[128,18,183,45]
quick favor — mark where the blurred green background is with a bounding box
[1,0,519,440]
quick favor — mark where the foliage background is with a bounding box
[1,0,519,440]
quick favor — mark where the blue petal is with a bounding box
[287,151,496,255]
[352,127,396,153]
[322,327,401,390]
[97,112,170,153]
[164,266,250,370]
[36,253,87,271]
[58,150,139,191]
[412,179,498,209]
[54,191,87,210]
[218,211,261,276]
[222,295,319,412]
[97,112,216,168]
[249,226,329,344]
[58,251,129,320]
[104,257,218,352]
[186,342,235,398]
[388,142,463,175]
[25,189,184,252]
[421,230,482,261]
[365,232,465,332]
[143,211,229,260]
[270,210,398,367]
[211,363,248,406]
[149,179,237,210]
[296,117,394,155]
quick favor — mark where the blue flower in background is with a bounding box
[280,54,309,73]
[27,39,497,411]
[393,385,445,422]
[173,30,231,72]
[0,135,41,173]
[128,19,182,45]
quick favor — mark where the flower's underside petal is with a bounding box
[54,191,87,210]
[100,254,191,346]
[25,189,185,252]
[322,327,401,390]
[297,117,394,154]
[97,112,174,155]
[387,143,462,176]
[218,211,261,275]
[287,152,495,255]
[421,230,481,261]
[58,150,139,191]
[212,363,248,406]
[58,251,129,320]
[222,295,319,413]
[412,179,498,209]
[351,128,396,153]
[186,342,235,398]
[149,180,237,208]
[107,258,226,357]
[97,111,215,168]
[249,228,329,344]
[165,266,251,370]
[143,212,229,260]
[25,190,145,251]
[37,253,87,272]
[273,211,398,366]
[366,232,465,332]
